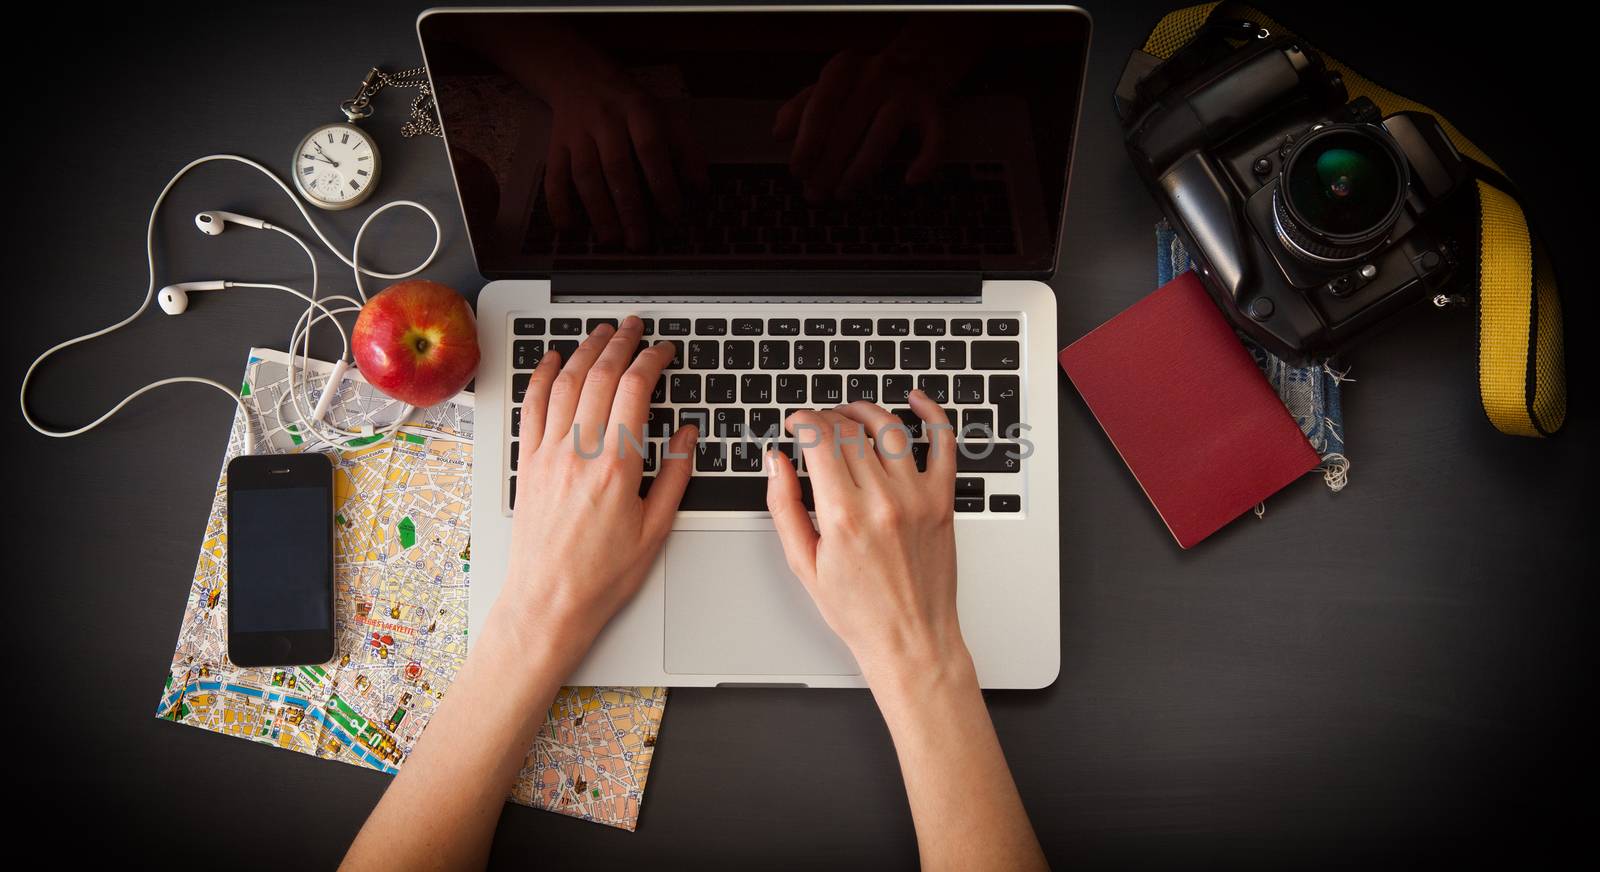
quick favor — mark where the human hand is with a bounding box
[544,77,705,251]
[764,392,969,685]
[773,48,947,203]
[497,316,698,652]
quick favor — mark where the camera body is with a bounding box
[1116,32,1470,364]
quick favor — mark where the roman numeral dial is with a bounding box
[291,123,381,210]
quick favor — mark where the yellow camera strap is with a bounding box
[1141,3,1567,436]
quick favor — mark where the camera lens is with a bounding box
[1274,125,1407,263]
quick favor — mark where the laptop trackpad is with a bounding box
[664,531,859,676]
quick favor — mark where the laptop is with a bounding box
[418,4,1090,689]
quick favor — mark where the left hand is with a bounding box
[498,316,698,649]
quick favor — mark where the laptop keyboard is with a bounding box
[524,162,1017,257]
[506,313,1026,514]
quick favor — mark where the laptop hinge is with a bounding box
[550,271,983,303]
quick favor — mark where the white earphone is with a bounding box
[19,153,444,456]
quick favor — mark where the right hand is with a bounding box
[764,392,970,684]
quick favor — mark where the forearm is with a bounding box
[870,653,1048,872]
[341,612,584,871]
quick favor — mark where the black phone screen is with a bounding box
[226,453,335,665]
[230,486,332,632]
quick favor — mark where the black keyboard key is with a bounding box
[646,407,673,437]
[640,318,655,335]
[660,318,691,336]
[550,339,580,361]
[804,318,838,336]
[513,339,544,369]
[891,407,922,438]
[670,373,703,404]
[512,372,531,402]
[957,442,1024,473]
[842,318,873,336]
[986,318,1020,336]
[991,375,1020,436]
[812,374,844,406]
[700,374,732,404]
[510,441,518,471]
[732,318,764,336]
[914,319,947,336]
[953,374,984,404]
[678,407,710,433]
[551,318,582,335]
[511,407,522,437]
[794,341,826,370]
[883,374,914,404]
[695,318,728,335]
[829,340,861,370]
[962,408,994,436]
[740,374,773,404]
[877,318,910,336]
[713,407,744,437]
[934,341,966,371]
[671,475,814,511]
[951,319,982,336]
[758,340,790,370]
[642,442,659,473]
[687,339,719,369]
[586,317,618,333]
[955,497,984,513]
[695,442,727,472]
[956,477,985,496]
[651,376,666,404]
[768,318,801,336]
[724,340,755,370]
[864,340,896,370]
[749,408,783,441]
[776,374,807,404]
[514,317,545,335]
[663,339,685,370]
[847,374,878,403]
[972,340,1020,370]
[900,340,932,370]
[730,441,763,472]
[990,494,1021,512]
[917,374,950,404]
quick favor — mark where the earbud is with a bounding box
[194,210,269,236]
[157,280,229,315]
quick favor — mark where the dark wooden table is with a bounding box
[11,2,1591,866]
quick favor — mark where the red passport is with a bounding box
[1059,271,1320,548]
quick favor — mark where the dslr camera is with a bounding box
[1115,22,1470,365]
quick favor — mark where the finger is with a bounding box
[764,448,819,585]
[772,85,814,141]
[788,409,855,509]
[909,389,956,481]
[642,423,699,546]
[596,121,650,251]
[545,144,576,230]
[791,51,863,177]
[573,315,646,444]
[833,400,916,478]
[828,406,887,489]
[905,100,947,185]
[543,322,616,440]
[837,105,905,196]
[607,339,677,463]
[570,137,624,245]
[518,347,561,453]
[627,109,684,219]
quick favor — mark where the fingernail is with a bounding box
[622,314,641,329]
[765,450,778,477]
[910,389,927,401]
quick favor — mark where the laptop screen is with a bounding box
[419,6,1090,279]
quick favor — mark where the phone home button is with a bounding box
[269,635,294,661]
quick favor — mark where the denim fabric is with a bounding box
[1157,223,1349,490]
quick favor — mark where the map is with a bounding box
[155,348,668,830]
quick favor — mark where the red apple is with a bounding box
[352,280,479,408]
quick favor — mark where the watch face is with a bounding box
[294,123,379,209]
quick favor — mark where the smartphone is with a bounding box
[226,453,336,666]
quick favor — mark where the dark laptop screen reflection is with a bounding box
[420,9,1089,277]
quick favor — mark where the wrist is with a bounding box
[861,641,980,724]
[476,595,598,689]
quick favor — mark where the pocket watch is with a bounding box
[291,67,441,211]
